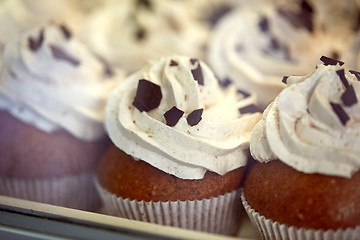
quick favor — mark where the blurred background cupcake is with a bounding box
[207,0,357,109]
[95,55,261,235]
[0,22,124,210]
[243,57,360,239]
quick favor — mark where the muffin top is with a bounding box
[105,55,261,179]
[251,56,360,178]
[0,22,124,141]
[207,0,354,108]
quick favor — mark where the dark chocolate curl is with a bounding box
[282,76,289,84]
[349,70,360,81]
[336,69,349,88]
[320,56,344,66]
[330,102,350,125]
[164,106,184,127]
[187,109,203,126]
[132,79,162,112]
[239,104,261,114]
[28,29,44,52]
[341,85,358,107]
[49,45,80,66]
[191,63,204,85]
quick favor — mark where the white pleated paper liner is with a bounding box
[0,172,100,211]
[95,177,242,236]
[241,191,360,240]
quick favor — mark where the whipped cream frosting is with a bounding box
[0,23,124,141]
[105,56,261,179]
[207,2,351,109]
[250,62,360,178]
[81,0,209,73]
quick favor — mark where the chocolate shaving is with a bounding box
[336,69,349,88]
[187,109,203,126]
[206,5,232,26]
[169,60,178,66]
[49,45,80,66]
[331,51,339,60]
[282,76,289,84]
[135,27,147,41]
[341,85,358,107]
[239,104,261,114]
[190,58,198,65]
[237,89,250,98]
[59,24,71,40]
[219,77,232,89]
[258,16,269,32]
[97,55,114,77]
[164,106,184,127]
[278,0,313,32]
[349,70,360,81]
[28,29,44,52]
[320,56,344,66]
[191,63,204,85]
[330,102,350,125]
[132,79,162,112]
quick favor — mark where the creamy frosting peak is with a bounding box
[250,62,360,178]
[106,56,261,179]
[0,23,124,141]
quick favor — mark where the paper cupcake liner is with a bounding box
[241,191,360,240]
[95,177,242,235]
[0,173,99,211]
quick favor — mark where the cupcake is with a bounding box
[0,22,124,210]
[207,0,354,109]
[243,56,360,239]
[96,55,261,235]
[80,0,209,73]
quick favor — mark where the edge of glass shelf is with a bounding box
[0,195,256,240]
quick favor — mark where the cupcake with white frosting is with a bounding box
[95,55,261,235]
[243,56,360,239]
[0,22,124,210]
[207,0,354,109]
[80,0,209,74]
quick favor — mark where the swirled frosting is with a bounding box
[81,0,209,73]
[105,56,261,179]
[0,23,124,141]
[207,1,351,108]
[250,61,360,178]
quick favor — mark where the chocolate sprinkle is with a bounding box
[49,45,80,66]
[336,69,349,88]
[169,60,178,66]
[28,29,44,52]
[187,109,203,126]
[239,104,261,114]
[341,85,358,107]
[282,76,289,84]
[164,106,184,127]
[237,89,251,98]
[330,102,350,125]
[320,56,344,66]
[349,70,360,81]
[132,79,162,112]
[258,16,269,32]
[191,63,204,85]
[59,24,71,40]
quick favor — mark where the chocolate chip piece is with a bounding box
[169,60,178,66]
[349,70,360,81]
[320,56,344,66]
[132,79,162,112]
[135,27,147,41]
[219,77,232,89]
[59,24,71,40]
[278,0,314,32]
[190,58,198,65]
[336,69,349,88]
[237,89,250,98]
[239,104,261,114]
[164,106,184,127]
[49,45,80,66]
[331,51,339,60]
[341,85,358,106]
[191,63,204,85]
[282,76,289,84]
[28,29,44,52]
[258,16,269,32]
[330,102,350,125]
[187,109,203,126]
